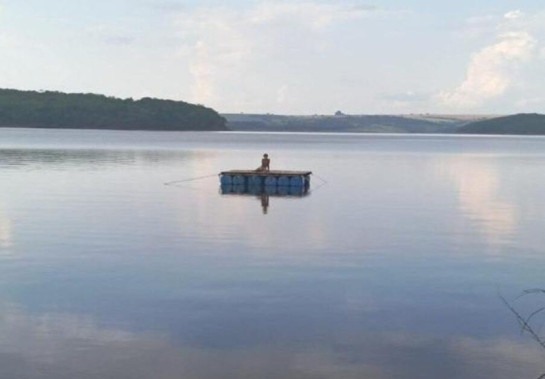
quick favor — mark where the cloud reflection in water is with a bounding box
[0,206,13,251]
[3,133,545,378]
[0,302,543,379]
[438,156,518,250]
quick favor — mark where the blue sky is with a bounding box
[1,0,544,114]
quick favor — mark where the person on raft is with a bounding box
[256,153,270,172]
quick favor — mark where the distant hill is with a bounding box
[223,113,488,133]
[457,113,545,135]
[0,89,227,131]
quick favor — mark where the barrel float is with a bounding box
[264,176,277,186]
[220,174,233,185]
[233,184,246,193]
[233,175,246,186]
[289,186,304,196]
[264,185,277,195]
[277,176,290,186]
[247,184,262,195]
[277,186,289,196]
[248,175,262,186]
[289,175,304,187]
[220,184,233,194]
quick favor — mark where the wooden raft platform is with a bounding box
[220,170,312,177]
[219,170,312,187]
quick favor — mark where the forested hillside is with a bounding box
[0,89,227,131]
[457,113,545,135]
[223,113,471,133]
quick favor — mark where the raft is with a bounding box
[219,170,312,188]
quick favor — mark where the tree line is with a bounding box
[0,89,227,131]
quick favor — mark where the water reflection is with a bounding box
[0,301,543,379]
[438,156,518,249]
[0,206,13,251]
[0,148,202,171]
[220,184,309,214]
[2,131,545,378]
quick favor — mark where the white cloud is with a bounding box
[176,2,376,111]
[381,91,431,111]
[461,14,500,39]
[87,24,135,46]
[276,84,289,104]
[245,2,370,30]
[147,1,187,13]
[504,10,523,20]
[515,97,545,108]
[438,11,537,109]
[180,6,253,106]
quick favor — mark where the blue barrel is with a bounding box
[289,175,304,187]
[277,176,290,186]
[277,186,289,196]
[248,175,262,186]
[264,185,277,195]
[247,184,262,195]
[220,184,233,194]
[264,176,277,186]
[233,184,245,193]
[289,186,304,196]
[233,175,246,186]
[220,175,233,185]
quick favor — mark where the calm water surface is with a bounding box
[1,128,545,378]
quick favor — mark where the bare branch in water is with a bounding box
[502,291,545,379]
[526,307,545,327]
[516,289,545,300]
[500,295,545,350]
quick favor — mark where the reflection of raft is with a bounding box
[219,170,312,188]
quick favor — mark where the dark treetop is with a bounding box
[0,89,227,131]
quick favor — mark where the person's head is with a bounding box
[263,153,268,158]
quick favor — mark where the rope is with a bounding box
[307,173,328,194]
[164,173,219,186]
[312,173,328,185]
[307,181,327,194]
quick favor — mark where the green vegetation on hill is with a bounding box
[0,89,227,131]
[223,113,468,133]
[457,113,545,135]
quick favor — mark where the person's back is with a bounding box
[257,153,270,171]
[261,154,270,171]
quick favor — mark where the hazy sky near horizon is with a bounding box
[1,0,544,114]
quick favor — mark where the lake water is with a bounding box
[1,128,545,378]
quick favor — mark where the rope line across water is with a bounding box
[164,173,219,186]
